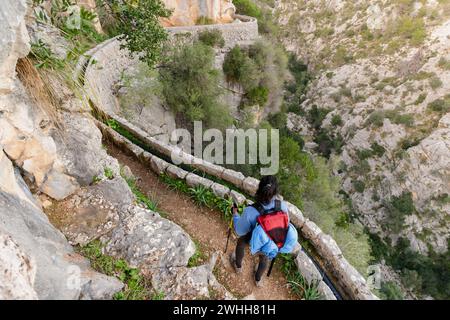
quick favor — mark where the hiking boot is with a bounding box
[254,264,264,287]
[230,252,242,274]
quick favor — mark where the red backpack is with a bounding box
[253,200,289,249]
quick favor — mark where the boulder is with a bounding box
[0,0,30,93]
[56,177,133,246]
[0,234,38,300]
[152,253,233,300]
[52,112,120,187]
[105,206,196,272]
[0,191,121,299]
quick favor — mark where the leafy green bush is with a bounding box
[366,110,385,127]
[379,281,404,300]
[413,93,427,105]
[395,16,427,46]
[223,45,260,90]
[429,76,443,90]
[428,95,450,113]
[391,192,415,215]
[438,57,450,70]
[223,40,287,108]
[246,86,269,106]
[370,142,386,157]
[30,40,65,70]
[160,41,232,129]
[198,29,225,48]
[233,0,262,19]
[331,114,343,127]
[116,0,171,68]
[353,180,366,193]
[314,129,344,158]
[306,105,330,130]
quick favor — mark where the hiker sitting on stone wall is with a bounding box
[231,175,298,287]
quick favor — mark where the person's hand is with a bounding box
[232,203,238,215]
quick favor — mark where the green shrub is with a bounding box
[117,0,171,68]
[353,180,366,193]
[429,76,443,90]
[307,105,331,129]
[438,57,450,70]
[268,112,287,129]
[379,281,404,300]
[395,16,427,46]
[198,29,225,48]
[223,45,260,91]
[391,192,415,215]
[356,149,372,160]
[370,142,385,157]
[104,167,114,179]
[413,93,427,105]
[427,96,450,113]
[331,114,343,126]
[79,240,152,300]
[366,110,385,127]
[246,86,269,106]
[233,0,262,18]
[160,41,232,129]
[30,40,65,70]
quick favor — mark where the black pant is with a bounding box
[235,233,270,281]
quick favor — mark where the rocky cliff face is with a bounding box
[0,0,231,299]
[276,0,450,254]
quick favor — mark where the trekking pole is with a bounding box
[224,219,232,253]
[224,202,237,253]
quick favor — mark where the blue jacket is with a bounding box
[233,198,298,259]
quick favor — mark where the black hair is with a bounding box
[255,175,279,205]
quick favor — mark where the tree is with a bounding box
[117,0,171,68]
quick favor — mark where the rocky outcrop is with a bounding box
[276,0,450,255]
[161,0,236,26]
[0,185,123,299]
[0,234,38,300]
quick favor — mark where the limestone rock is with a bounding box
[57,177,133,246]
[0,0,30,93]
[0,190,121,299]
[0,234,38,300]
[105,206,196,272]
[294,250,323,284]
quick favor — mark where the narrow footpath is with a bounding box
[106,142,295,300]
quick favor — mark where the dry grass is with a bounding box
[16,57,62,130]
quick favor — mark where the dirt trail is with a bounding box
[107,143,295,300]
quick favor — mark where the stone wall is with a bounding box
[81,20,377,300]
[165,15,259,48]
